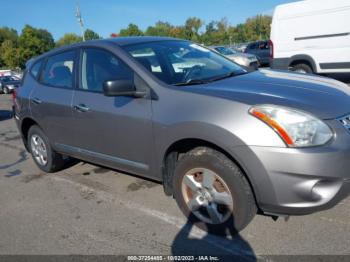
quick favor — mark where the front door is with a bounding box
[71,48,154,177]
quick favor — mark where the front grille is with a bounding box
[338,114,350,133]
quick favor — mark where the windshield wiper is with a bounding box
[208,70,247,82]
[174,70,247,86]
[174,78,211,86]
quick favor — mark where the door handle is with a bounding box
[31,98,42,105]
[74,104,90,112]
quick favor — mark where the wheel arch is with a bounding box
[289,54,317,72]
[20,117,41,151]
[161,138,259,208]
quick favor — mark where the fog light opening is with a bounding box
[311,180,342,202]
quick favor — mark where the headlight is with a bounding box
[249,105,333,147]
[7,85,14,88]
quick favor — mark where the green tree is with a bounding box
[56,33,82,47]
[0,14,273,68]
[0,27,18,45]
[201,21,218,45]
[119,24,144,36]
[229,23,248,43]
[0,40,20,69]
[200,15,272,45]
[242,15,272,41]
[169,26,186,39]
[18,25,54,68]
[0,27,19,68]
[84,29,101,40]
[145,21,173,37]
[184,17,203,41]
[201,18,229,45]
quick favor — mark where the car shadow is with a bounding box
[64,157,81,169]
[0,110,13,121]
[171,214,256,262]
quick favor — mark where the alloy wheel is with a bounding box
[181,168,233,224]
[30,134,48,166]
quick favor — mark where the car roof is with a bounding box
[26,36,183,68]
[208,45,226,48]
[106,36,180,46]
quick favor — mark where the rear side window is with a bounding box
[258,41,269,50]
[80,48,133,92]
[30,60,43,79]
[248,43,257,49]
[41,51,76,88]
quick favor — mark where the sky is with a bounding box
[0,0,297,40]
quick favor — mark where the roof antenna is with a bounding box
[75,2,85,41]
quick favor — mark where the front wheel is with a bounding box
[173,147,257,235]
[28,125,65,172]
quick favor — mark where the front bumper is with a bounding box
[233,119,350,216]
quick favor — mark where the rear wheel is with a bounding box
[173,147,257,235]
[291,63,313,74]
[28,125,65,172]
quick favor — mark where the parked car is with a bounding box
[14,37,350,235]
[0,75,20,94]
[233,43,248,53]
[209,45,259,70]
[244,40,271,66]
[270,0,350,74]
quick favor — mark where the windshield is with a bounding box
[215,46,236,55]
[123,40,245,85]
[1,76,14,82]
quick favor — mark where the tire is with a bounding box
[291,63,313,74]
[3,87,9,94]
[173,147,257,236]
[28,125,65,173]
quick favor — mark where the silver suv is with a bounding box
[14,37,350,235]
[209,45,259,69]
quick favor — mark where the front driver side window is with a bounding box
[80,48,134,92]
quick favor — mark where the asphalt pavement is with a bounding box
[0,79,349,260]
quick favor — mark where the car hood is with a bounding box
[227,53,256,60]
[189,69,350,119]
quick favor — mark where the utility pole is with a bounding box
[76,2,85,41]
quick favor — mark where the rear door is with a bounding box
[70,47,154,177]
[29,50,77,147]
[257,41,270,65]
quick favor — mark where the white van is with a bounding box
[270,0,350,74]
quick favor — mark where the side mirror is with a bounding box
[103,79,146,98]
